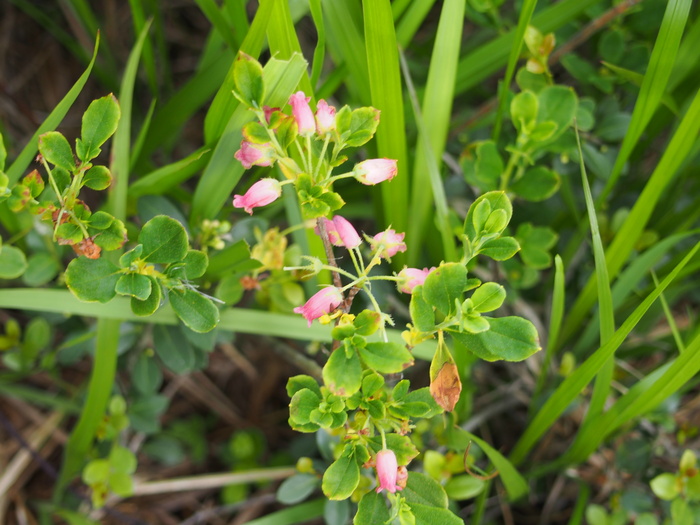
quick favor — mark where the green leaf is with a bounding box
[463,141,502,191]
[78,94,121,162]
[83,166,112,190]
[153,324,196,374]
[353,310,382,336]
[343,107,380,147]
[82,459,110,484]
[511,90,538,132]
[402,472,449,508]
[444,475,485,500]
[232,53,265,108]
[168,288,219,333]
[516,223,558,270]
[422,262,467,316]
[409,503,465,525]
[139,215,189,264]
[354,491,390,524]
[368,434,419,466]
[358,342,414,374]
[470,282,506,313]
[179,250,209,280]
[277,473,319,505]
[109,446,137,474]
[650,473,679,500]
[23,170,45,198]
[39,131,76,172]
[131,276,161,316]
[22,252,60,286]
[287,375,322,399]
[88,211,114,230]
[0,246,28,279]
[289,388,322,430]
[322,453,360,501]
[323,345,362,397]
[670,498,693,525]
[65,257,119,303]
[93,219,127,251]
[410,285,435,332]
[108,472,133,497]
[464,191,513,241]
[56,223,84,245]
[132,352,163,395]
[510,166,560,201]
[115,273,152,301]
[450,316,540,362]
[478,237,520,260]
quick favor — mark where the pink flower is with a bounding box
[375,449,402,494]
[293,287,344,327]
[289,91,315,135]
[315,100,336,135]
[234,140,275,169]
[397,267,434,294]
[263,106,279,123]
[371,229,407,259]
[232,178,282,214]
[354,158,398,185]
[315,216,362,249]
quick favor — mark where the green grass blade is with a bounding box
[406,0,464,265]
[668,14,700,92]
[533,254,565,399]
[203,1,272,144]
[400,49,457,263]
[194,0,239,50]
[243,499,325,525]
[455,0,599,95]
[509,240,700,466]
[461,430,529,501]
[128,0,158,93]
[362,0,410,249]
[309,0,325,89]
[651,270,685,352]
[395,0,437,48]
[323,0,371,103]
[191,54,308,224]
[492,0,538,142]
[567,483,590,525]
[599,0,692,202]
[129,147,211,198]
[567,127,616,455]
[130,99,157,171]
[107,21,152,222]
[55,319,121,496]
[603,62,679,114]
[560,87,700,347]
[6,34,99,184]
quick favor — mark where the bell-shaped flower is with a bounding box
[289,91,315,136]
[293,287,344,327]
[232,178,282,215]
[396,267,434,294]
[315,100,337,135]
[375,449,402,494]
[316,215,362,249]
[370,229,407,260]
[354,158,398,185]
[234,140,276,169]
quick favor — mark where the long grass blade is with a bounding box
[560,87,700,347]
[362,0,410,252]
[194,0,239,50]
[128,0,158,93]
[509,240,700,466]
[309,0,325,89]
[395,0,437,48]
[598,0,693,202]
[406,0,464,265]
[129,148,211,198]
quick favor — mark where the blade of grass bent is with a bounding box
[651,270,685,353]
[598,0,692,203]
[492,0,538,142]
[509,240,700,466]
[560,87,700,347]
[363,0,409,250]
[406,0,464,265]
[6,34,99,184]
[533,254,565,400]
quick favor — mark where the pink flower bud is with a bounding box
[315,100,336,135]
[354,158,398,185]
[397,267,435,294]
[232,178,282,215]
[263,106,280,123]
[375,449,402,494]
[234,140,276,169]
[371,229,407,260]
[315,215,362,249]
[289,91,315,135]
[293,287,344,327]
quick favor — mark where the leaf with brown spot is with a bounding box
[430,362,462,412]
